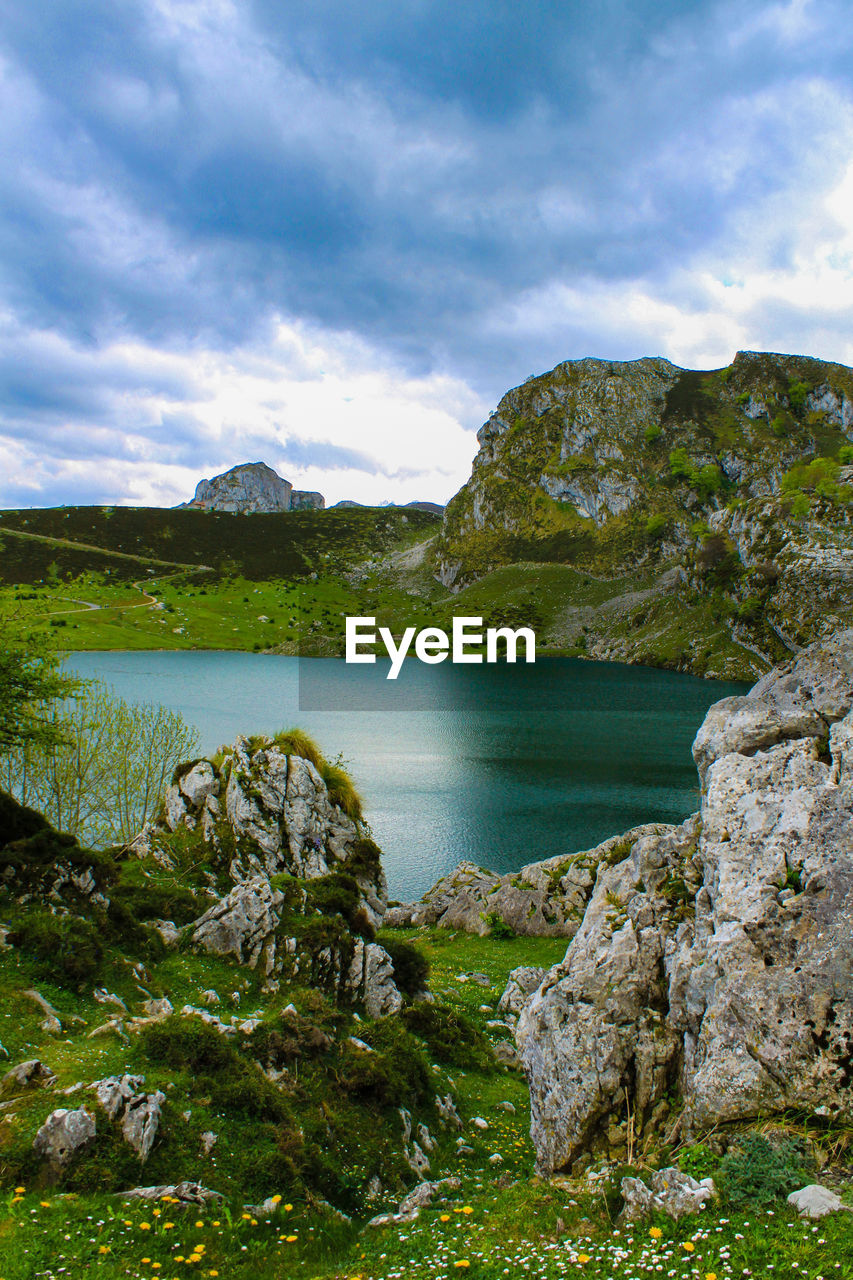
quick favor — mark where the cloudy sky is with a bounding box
[2,0,853,508]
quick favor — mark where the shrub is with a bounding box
[139,1015,289,1121]
[8,910,104,989]
[271,727,324,770]
[402,1002,494,1071]
[645,513,668,539]
[716,1133,807,1207]
[321,762,363,822]
[110,881,203,926]
[787,379,810,409]
[678,1141,721,1180]
[344,837,383,881]
[482,910,516,939]
[840,444,853,464]
[381,937,429,996]
[342,1021,431,1109]
[0,789,48,846]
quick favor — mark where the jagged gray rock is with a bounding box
[347,939,403,1018]
[518,632,853,1173]
[119,1181,224,1204]
[33,1107,96,1167]
[0,1059,56,1097]
[498,967,547,1018]
[386,826,669,938]
[191,876,286,974]
[619,1168,715,1222]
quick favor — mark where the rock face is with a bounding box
[158,736,371,888]
[435,350,853,679]
[518,631,853,1173]
[33,1107,96,1168]
[386,827,669,938]
[181,461,324,514]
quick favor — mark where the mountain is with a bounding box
[436,351,853,678]
[180,461,325,514]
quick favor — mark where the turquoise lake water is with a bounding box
[67,652,746,901]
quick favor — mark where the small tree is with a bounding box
[0,609,79,752]
[1,680,199,846]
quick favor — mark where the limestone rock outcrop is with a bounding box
[180,461,324,514]
[518,631,853,1174]
[385,826,669,938]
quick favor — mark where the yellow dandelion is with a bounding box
[461,1205,473,1215]
[39,1201,51,1208]
[99,1246,111,1255]
[440,1213,451,1222]
[195,1220,204,1228]
[285,1234,298,1243]
[123,1220,133,1227]
[142,1259,151,1266]
[175,1258,185,1264]
[14,1187,25,1194]
[284,1203,293,1211]
[682,1241,695,1252]
[209,1272,219,1278]
[453,1263,470,1271]
[241,1212,252,1220]
[270,1194,282,1204]
[164,1223,175,1230]
[152,1208,162,1217]
[577,1256,591,1265]
[649,1226,662,1239]
[10,1197,22,1205]
[706,1273,718,1280]
[139,1222,151,1231]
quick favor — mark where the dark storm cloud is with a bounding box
[2,0,853,504]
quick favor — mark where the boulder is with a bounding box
[346,940,403,1018]
[190,876,285,973]
[119,1181,224,1204]
[0,1059,56,1097]
[498,967,546,1018]
[518,632,853,1173]
[787,1184,847,1218]
[122,1091,165,1163]
[33,1107,96,1168]
[619,1168,715,1222]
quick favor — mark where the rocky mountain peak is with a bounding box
[180,461,325,514]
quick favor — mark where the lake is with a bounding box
[67,652,746,901]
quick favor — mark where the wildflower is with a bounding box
[99,1246,111,1255]
[682,1241,695,1252]
[195,1220,204,1228]
[241,1212,252,1220]
[440,1214,451,1222]
[152,1208,162,1217]
[14,1187,25,1194]
[284,1203,293,1211]
[285,1234,298,1243]
[462,1206,474,1215]
[139,1222,151,1231]
[209,1273,219,1277]
[577,1256,591,1265]
[164,1223,175,1230]
[454,1264,470,1271]
[39,1201,51,1208]
[142,1259,151,1265]
[270,1195,282,1204]
[212,1220,220,1226]
[649,1227,663,1239]
[707,1273,718,1280]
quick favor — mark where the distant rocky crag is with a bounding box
[435,351,853,676]
[390,630,853,1174]
[180,461,325,514]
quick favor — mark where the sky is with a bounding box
[2,0,853,509]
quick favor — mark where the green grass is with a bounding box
[0,921,851,1277]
